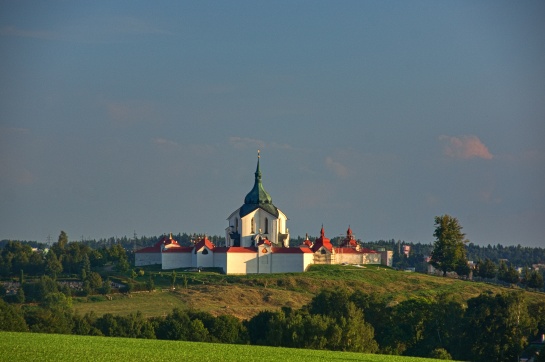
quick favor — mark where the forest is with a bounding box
[1,284,545,362]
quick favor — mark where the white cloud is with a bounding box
[439,135,493,160]
[325,157,349,178]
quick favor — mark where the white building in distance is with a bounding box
[135,152,390,274]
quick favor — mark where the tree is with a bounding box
[80,253,91,281]
[498,262,520,284]
[146,275,155,292]
[100,278,112,295]
[50,230,68,256]
[88,272,103,291]
[15,287,25,304]
[527,270,544,290]
[430,215,469,276]
[477,258,497,279]
[0,299,28,332]
[170,271,177,289]
[464,291,534,362]
[57,230,68,249]
[45,251,63,279]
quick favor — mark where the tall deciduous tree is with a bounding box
[430,215,469,276]
[464,291,534,362]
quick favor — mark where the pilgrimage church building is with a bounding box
[135,153,392,274]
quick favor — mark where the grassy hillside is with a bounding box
[0,331,460,362]
[73,264,545,319]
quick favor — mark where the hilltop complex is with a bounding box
[135,152,392,274]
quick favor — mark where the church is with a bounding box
[135,152,392,274]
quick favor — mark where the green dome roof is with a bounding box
[240,154,279,218]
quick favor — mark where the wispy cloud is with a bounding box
[325,156,349,178]
[439,135,493,160]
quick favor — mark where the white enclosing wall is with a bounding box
[271,253,302,273]
[226,252,258,274]
[162,252,191,270]
[193,248,214,268]
[135,253,161,267]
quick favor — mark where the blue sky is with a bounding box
[1,1,544,247]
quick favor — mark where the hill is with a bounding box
[73,264,545,319]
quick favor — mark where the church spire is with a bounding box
[255,149,262,182]
[240,151,279,217]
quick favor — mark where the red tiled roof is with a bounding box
[162,247,193,253]
[311,226,333,253]
[214,247,258,253]
[135,234,182,253]
[135,245,161,253]
[271,247,313,254]
[194,237,215,251]
[335,247,360,254]
[339,226,359,248]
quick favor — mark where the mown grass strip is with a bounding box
[0,331,458,362]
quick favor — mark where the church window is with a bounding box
[202,249,208,255]
[321,248,327,255]
[265,218,269,234]
[251,217,255,233]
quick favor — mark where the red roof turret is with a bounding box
[311,225,334,253]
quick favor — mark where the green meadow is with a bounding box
[0,332,459,362]
[73,264,543,320]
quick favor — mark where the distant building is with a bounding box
[135,152,385,274]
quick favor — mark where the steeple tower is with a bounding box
[240,151,278,217]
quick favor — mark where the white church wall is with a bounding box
[303,253,314,270]
[162,251,191,270]
[226,252,258,274]
[195,248,214,268]
[258,251,272,274]
[240,210,258,247]
[135,253,161,267]
[214,252,228,273]
[271,253,305,273]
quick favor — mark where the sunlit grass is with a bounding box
[74,264,544,319]
[0,332,459,362]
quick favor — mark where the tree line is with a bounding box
[1,287,545,362]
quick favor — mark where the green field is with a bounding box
[0,331,458,362]
[73,264,545,320]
